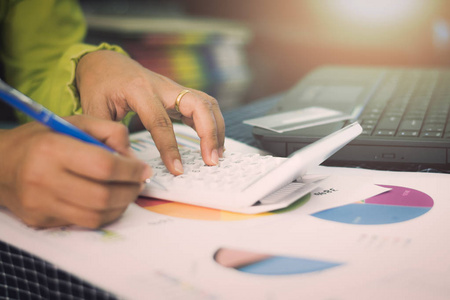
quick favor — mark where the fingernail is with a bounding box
[173,159,184,174]
[211,149,219,165]
[219,146,225,157]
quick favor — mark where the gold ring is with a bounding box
[175,90,190,113]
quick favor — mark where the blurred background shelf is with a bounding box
[81,0,450,107]
[83,3,252,111]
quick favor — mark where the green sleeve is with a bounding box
[0,0,128,123]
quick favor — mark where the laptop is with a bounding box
[251,66,450,171]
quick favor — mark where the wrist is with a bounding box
[68,43,129,115]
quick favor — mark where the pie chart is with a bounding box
[312,185,434,225]
[135,194,310,221]
[214,247,342,275]
[136,185,433,225]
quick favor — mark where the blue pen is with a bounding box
[0,78,166,190]
[0,78,114,152]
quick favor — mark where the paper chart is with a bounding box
[135,194,310,221]
[313,185,433,225]
[214,247,342,275]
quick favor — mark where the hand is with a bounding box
[0,115,151,228]
[76,50,225,175]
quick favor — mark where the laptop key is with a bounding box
[375,116,401,130]
[399,119,423,131]
[424,117,447,124]
[361,129,373,136]
[403,111,426,119]
[374,130,396,136]
[397,131,419,137]
[420,132,443,138]
[423,124,445,132]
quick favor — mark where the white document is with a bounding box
[1,124,449,300]
[243,106,352,133]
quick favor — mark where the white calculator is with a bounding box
[134,122,362,214]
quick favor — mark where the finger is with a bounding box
[181,95,226,157]
[52,134,151,183]
[176,91,223,165]
[54,171,142,210]
[20,214,69,229]
[47,199,128,229]
[13,178,136,229]
[195,92,226,155]
[12,189,75,229]
[6,189,64,228]
[130,90,183,175]
[67,115,135,157]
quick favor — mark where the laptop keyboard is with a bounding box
[358,70,450,139]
